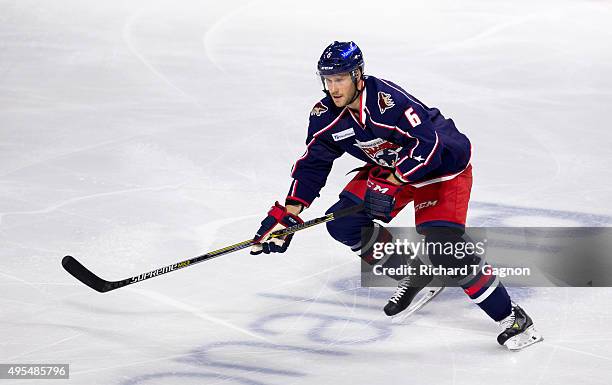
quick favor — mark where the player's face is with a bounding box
[323,73,356,107]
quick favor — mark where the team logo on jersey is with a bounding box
[310,102,328,117]
[354,138,402,167]
[378,92,395,114]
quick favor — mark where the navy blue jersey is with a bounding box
[288,75,472,207]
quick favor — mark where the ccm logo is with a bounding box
[367,181,389,194]
[415,200,438,211]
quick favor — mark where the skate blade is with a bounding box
[391,286,444,324]
[504,326,543,351]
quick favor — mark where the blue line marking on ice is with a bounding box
[249,312,392,345]
[121,371,270,385]
[469,201,612,226]
[176,341,347,377]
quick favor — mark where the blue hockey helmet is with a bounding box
[317,41,364,79]
[317,41,364,102]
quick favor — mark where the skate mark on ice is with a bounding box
[122,7,205,109]
[257,293,381,311]
[128,287,271,342]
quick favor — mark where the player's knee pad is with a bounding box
[325,212,359,246]
[325,200,371,247]
[327,218,397,266]
[357,224,413,281]
[355,224,394,265]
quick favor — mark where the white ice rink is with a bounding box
[2,0,612,384]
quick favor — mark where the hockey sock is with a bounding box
[419,226,512,321]
[462,267,512,321]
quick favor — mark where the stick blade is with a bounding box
[62,255,114,293]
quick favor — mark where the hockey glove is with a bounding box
[250,202,303,255]
[364,167,404,222]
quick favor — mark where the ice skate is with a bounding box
[390,286,445,323]
[497,303,543,351]
[384,271,438,318]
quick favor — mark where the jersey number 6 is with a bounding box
[405,107,422,128]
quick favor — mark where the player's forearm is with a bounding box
[286,203,304,215]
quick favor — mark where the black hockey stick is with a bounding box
[62,203,364,293]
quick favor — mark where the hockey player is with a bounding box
[250,41,542,350]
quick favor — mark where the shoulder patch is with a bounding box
[310,101,328,117]
[377,92,395,114]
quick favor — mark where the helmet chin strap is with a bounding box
[346,76,364,107]
[346,86,361,106]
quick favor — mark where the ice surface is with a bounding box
[1,0,612,384]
